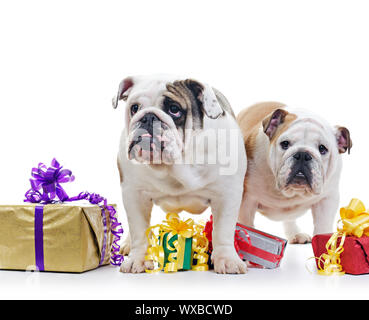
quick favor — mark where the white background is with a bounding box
[0,0,368,300]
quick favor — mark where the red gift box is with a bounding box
[312,233,369,275]
[204,216,287,269]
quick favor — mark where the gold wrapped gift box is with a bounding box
[0,204,114,273]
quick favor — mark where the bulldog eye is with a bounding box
[319,144,328,155]
[130,104,139,116]
[168,104,182,118]
[280,141,290,150]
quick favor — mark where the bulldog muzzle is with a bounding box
[128,112,166,155]
[287,151,313,187]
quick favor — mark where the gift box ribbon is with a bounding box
[162,232,192,270]
[235,229,283,264]
[145,213,209,273]
[314,198,369,276]
[34,205,45,271]
[204,216,284,266]
[24,159,124,269]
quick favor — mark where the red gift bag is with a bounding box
[312,233,369,275]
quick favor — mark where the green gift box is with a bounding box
[161,232,193,271]
[145,213,209,273]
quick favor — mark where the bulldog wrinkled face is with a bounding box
[113,77,216,165]
[263,109,352,198]
[127,109,181,164]
[272,121,330,197]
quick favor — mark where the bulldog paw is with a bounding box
[288,233,312,244]
[120,256,154,273]
[120,237,131,256]
[212,249,247,274]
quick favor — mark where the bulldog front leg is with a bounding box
[238,193,258,227]
[312,192,339,235]
[120,186,154,273]
[211,193,247,274]
[283,220,312,244]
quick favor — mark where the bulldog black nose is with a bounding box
[293,152,312,162]
[141,113,160,125]
[139,112,161,136]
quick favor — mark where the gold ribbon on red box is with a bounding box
[315,198,369,276]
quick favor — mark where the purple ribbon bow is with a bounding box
[24,158,124,269]
[25,159,75,203]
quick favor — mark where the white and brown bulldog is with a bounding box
[113,75,247,273]
[237,102,352,243]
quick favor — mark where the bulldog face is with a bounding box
[113,75,223,164]
[263,109,352,197]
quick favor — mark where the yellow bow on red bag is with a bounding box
[340,199,369,237]
[315,198,369,275]
[144,213,209,273]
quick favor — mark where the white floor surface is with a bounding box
[0,244,368,300]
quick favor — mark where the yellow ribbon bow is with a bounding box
[339,199,369,237]
[145,213,209,273]
[315,198,369,275]
[160,213,195,238]
[191,222,210,272]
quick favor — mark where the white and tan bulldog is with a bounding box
[237,102,352,243]
[113,75,247,273]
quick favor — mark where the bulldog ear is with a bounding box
[262,109,289,139]
[335,126,352,154]
[184,79,224,119]
[112,77,134,109]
